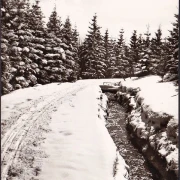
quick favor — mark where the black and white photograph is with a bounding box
[1,0,179,179]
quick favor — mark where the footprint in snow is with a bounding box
[59,131,72,136]
[69,103,75,107]
[64,132,72,136]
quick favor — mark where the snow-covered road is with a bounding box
[1,80,128,180]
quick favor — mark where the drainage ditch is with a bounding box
[105,92,162,180]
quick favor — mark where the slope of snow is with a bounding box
[120,76,178,120]
[1,80,128,180]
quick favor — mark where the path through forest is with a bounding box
[1,80,128,180]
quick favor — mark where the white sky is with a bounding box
[32,0,178,43]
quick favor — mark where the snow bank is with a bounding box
[115,75,178,177]
[122,76,178,119]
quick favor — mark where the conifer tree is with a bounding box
[157,38,171,80]
[43,8,66,83]
[72,26,79,45]
[72,26,80,80]
[129,30,139,76]
[135,34,144,76]
[113,29,130,78]
[47,6,62,37]
[1,0,14,94]
[80,14,106,79]
[2,0,34,90]
[61,17,79,81]
[104,29,112,77]
[27,0,46,85]
[43,32,66,83]
[144,25,151,48]
[78,43,87,78]
[137,34,143,59]
[117,29,125,49]
[164,14,179,82]
[61,17,73,44]
[114,29,124,72]
[138,26,152,76]
[150,27,163,74]
[106,39,117,78]
[115,29,125,67]
[123,45,132,78]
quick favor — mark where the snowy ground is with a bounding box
[1,80,128,180]
[121,76,178,120]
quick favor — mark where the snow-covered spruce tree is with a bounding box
[80,14,106,79]
[129,30,139,76]
[150,27,163,75]
[113,29,124,76]
[43,7,66,83]
[112,29,130,79]
[103,29,115,78]
[132,33,146,76]
[71,25,80,80]
[137,27,152,77]
[1,0,14,94]
[106,39,117,78]
[15,0,43,88]
[92,27,106,79]
[61,17,79,81]
[2,0,35,91]
[47,6,62,36]
[28,0,47,85]
[78,43,87,78]
[137,34,143,59]
[156,38,172,80]
[123,45,133,78]
[164,14,179,82]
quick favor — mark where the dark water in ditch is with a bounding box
[105,92,160,180]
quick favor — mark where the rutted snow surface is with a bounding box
[1,80,128,180]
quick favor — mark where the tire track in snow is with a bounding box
[1,92,61,180]
[1,94,56,160]
[1,84,86,180]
